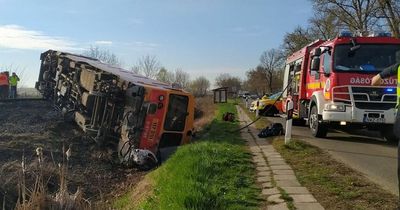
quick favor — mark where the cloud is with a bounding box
[0,24,80,51]
[94,40,113,45]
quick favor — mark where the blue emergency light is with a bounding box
[385,88,395,93]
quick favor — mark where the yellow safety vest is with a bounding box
[9,76,18,86]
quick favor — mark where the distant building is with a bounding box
[212,87,228,103]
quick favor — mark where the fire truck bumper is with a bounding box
[322,106,396,124]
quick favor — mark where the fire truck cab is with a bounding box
[282,32,400,142]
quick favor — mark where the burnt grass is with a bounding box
[0,100,146,209]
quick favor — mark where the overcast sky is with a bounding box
[0,0,312,87]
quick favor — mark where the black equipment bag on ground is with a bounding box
[258,123,284,138]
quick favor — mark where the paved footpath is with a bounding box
[236,106,325,210]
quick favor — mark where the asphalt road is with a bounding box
[266,116,399,196]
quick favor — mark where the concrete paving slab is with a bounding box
[274,174,297,181]
[262,182,273,189]
[256,166,271,171]
[257,161,268,166]
[249,146,261,151]
[268,158,285,162]
[267,203,289,210]
[268,160,287,165]
[253,154,264,158]
[263,152,280,156]
[272,170,294,175]
[275,180,301,187]
[267,194,285,204]
[269,155,283,158]
[281,187,310,194]
[253,158,266,163]
[258,171,271,176]
[257,176,271,182]
[291,194,317,203]
[294,202,325,210]
[260,145,274,150]
[270,165,292,170]
[262,187,280,196]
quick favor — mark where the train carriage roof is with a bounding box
[46,50,175,90]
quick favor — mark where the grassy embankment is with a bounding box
[237,100,398,209]
[114,102,260,210]
[273,140,399,210]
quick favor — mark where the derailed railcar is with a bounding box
[36,50,195,167]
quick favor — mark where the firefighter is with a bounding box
[0,71,9,99]
[371,63,400,204]
[9,72,19,99]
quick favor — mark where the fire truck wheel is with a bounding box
[309,105,328,138]
[380,125,398,144]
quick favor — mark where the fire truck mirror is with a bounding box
[313,48,322,57]
[310,57,320,72]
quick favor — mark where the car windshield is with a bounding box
[268,92,282,100]
[334,44,400,72]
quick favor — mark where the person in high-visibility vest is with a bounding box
[371,63,400,204]
[9,72,19,99]
[0,72,9,99]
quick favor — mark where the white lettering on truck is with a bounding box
[350,77,397,85]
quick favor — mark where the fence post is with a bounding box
[255,98,260,118]
[285,100,293,144]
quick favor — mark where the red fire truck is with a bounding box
[282,32,400,142]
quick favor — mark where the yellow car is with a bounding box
[249,92,282,116]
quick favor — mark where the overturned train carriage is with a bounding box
[36,50,195,166]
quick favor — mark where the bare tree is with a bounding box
[309,11,341,39]
[376,0,400,37]
[245,66,268,96]
[136,55,161,79]
[190,76,210,97]
[130,65,141,74]
[259,49,285,93]
[311,0,380,34]
[83,46,121,66]
[173,68,190,89]
[215,73,241,95]
[282,26,314,55]
[156,67,175,83]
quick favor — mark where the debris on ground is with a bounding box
[258,123,284,138]
[222,112,235,122]
[0,100,146,209]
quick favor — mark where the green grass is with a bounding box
[238,103,270,129]
[273,139,398,210]
[115,101,260,210]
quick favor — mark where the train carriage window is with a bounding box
[164,94,189,131]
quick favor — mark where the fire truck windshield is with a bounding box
[334,44,400,72]
[164,94,188,131]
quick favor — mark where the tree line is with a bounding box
[84,0,400,98]
[244,0,400,97]
[83,46,210,97]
